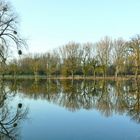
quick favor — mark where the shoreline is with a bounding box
[0,75,138,80]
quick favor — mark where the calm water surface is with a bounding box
[0,79,140,140]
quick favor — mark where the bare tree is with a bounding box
[112,38,126,77]
[0,0,26,64]
[96,36,112,77]
[80,43,92,78]
[59,42,81,79]
[127,35,140,79]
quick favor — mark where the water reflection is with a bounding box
[6,79,140,124]
[0,80,28,140]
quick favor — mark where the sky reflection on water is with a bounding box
[1,79,140,140]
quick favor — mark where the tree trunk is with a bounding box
[115,66,118,78]
[135,66,138,80]
[34,71,38,82]
[93,69,96,79]
[71,71,74,80]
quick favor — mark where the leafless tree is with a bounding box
[96,36,112,77]
[126,35,140,79]
[112,38,126,77]
[0,0,26,64]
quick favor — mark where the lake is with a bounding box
[0,79,140,140]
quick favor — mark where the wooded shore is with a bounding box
[0,75,138,80]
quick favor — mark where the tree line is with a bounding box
[2,35,140,79]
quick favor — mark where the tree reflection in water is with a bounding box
[125,80,140,123]
[0,80,28,140]
[7,79,140,124]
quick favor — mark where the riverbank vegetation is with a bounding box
[0,0,139,80]
[1,35,140,79]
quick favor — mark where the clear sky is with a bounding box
[12,0,140,53]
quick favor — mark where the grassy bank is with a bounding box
[0,75,137,80]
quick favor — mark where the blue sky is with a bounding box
[12,0,140,53]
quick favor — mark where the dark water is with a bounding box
[1,79,140,140]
